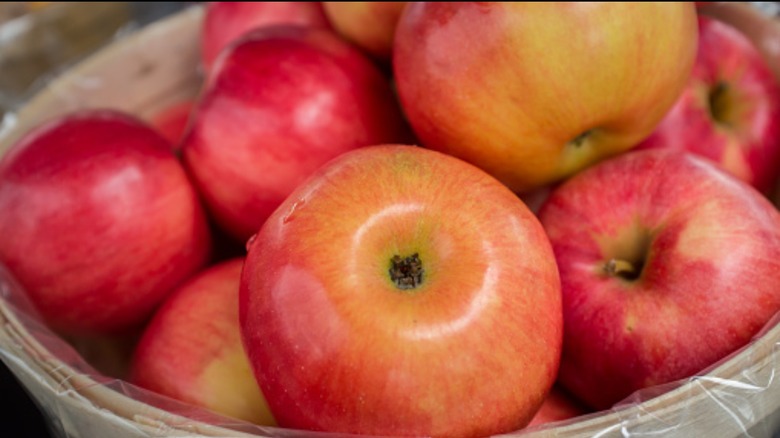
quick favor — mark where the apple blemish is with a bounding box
[389,253,424,290]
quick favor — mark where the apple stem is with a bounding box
[569,130,592,148]
[604,258,638,280]
[389,253,424,290]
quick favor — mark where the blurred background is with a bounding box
[0,2,194,119]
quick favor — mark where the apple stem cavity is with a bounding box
[569,130,593,148]
[389,253,424,290]
[708,81,732,126]
[604,258,642,281]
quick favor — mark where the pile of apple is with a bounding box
[2,2,780,437]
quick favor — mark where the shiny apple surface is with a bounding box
[240,145,562,437]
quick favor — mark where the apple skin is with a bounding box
[149,99,195,149]
[527,386,589,428]
[240,145,563,437]
[537,149,780,410]
[322,2,407,62]
[130,258,274,426]
[183,25,411,243]
[393,2,698,193]
[635,16,780,195]
[0,110,212,335]
[201,1,329,71]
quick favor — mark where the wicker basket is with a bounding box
[2,4,780,437]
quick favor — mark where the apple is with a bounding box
[149,99,195,149]
[634,16,780,195]
[240,145,563,437]
[526,386,589,428]
[537,149,780,410]
[130,258,274,426]
[393,2,698,194]
[698,2,780,81]
[322,2,407,62]
[201,1,329,71]
[182,25,411,243]
[0,109,212,335]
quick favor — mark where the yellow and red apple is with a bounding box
[240,145,562,437]
[323,2,407,62]
[394,2,698,193]
[130,258,274,426]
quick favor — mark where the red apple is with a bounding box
[393,2,698,193]
[149,99,195,149]
[537,149,780,410]
[0,110,212,335]
[183,25,410,243]
[201,1,329,71]
[527,386,589,428]
[322,2,407,62]
[240,145,563,437]
[130,258,274,426]
[635,16,780,195]
[698,2,780,81]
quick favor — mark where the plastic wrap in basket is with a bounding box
[3,3,780,438]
